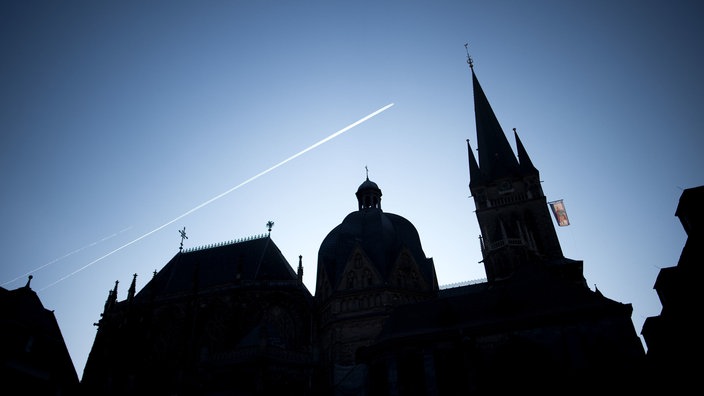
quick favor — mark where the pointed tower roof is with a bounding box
[470,65,520,180]
[466,139,483,188]
[513,128,538,175]
[127,273,137,302]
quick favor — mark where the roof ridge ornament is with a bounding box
[464,42,474,70]
[179,227,188,251]
[266,220,275,235]
[182,234,268,253]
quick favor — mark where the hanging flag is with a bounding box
[549,199,570,226]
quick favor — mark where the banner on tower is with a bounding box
[549,199,570,227]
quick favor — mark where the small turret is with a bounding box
[103,280,119,314]
[297,255,303,283]
[356,167,382,210]
[127,273,137,302]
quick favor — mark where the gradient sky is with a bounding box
[2,1,702,378]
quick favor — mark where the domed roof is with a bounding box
[317,178,436,290]
[357,178,379,192]
[355,176,382,211]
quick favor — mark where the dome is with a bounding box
[355,177,382,210]
[357,178,379,192]
[317,178,437,292]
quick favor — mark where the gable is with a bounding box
[337,245,383,292]
[389,247,429,292]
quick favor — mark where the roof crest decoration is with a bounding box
[182,233,269,253]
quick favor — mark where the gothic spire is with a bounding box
[513,128,538,174]
[470,63,520,180]
[127,273,137,302]
[103,280,119,314]
[466,139,483,188]
[464,50,570,283]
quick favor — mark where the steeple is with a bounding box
[470,64,520,180]
[466,139,483,188]
[465,50,575,284]
[514,128,538,174]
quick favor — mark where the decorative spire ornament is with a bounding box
[179,227,188,251]
[465,42,474,70]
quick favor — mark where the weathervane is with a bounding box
[266,220,275,234]
[464,42,474,69]
[179,227,188,251]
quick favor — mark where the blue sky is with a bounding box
[2,1,702,378]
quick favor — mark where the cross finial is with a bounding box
[266,220,275,234]
[465,43,474,70]
[179,227,188,251]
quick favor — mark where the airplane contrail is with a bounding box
[40,103,395,291]
[2,226,133,287]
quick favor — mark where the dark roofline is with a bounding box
[182,233,269,253]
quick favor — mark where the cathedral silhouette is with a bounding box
[4,58,660,395]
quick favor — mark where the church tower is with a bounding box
[465,51,584,285]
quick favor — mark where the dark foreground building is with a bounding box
[0,276,80,395]
[79,61,646,395]
[642,185,704,393]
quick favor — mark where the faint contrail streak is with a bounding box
[2,226,133,287]
[40,103,395,291]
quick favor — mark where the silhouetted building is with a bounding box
[80,237,316,395]
[642,185,704,392]
[315,174,439,394]
[1,276,79,395]
[79,61,646,395]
